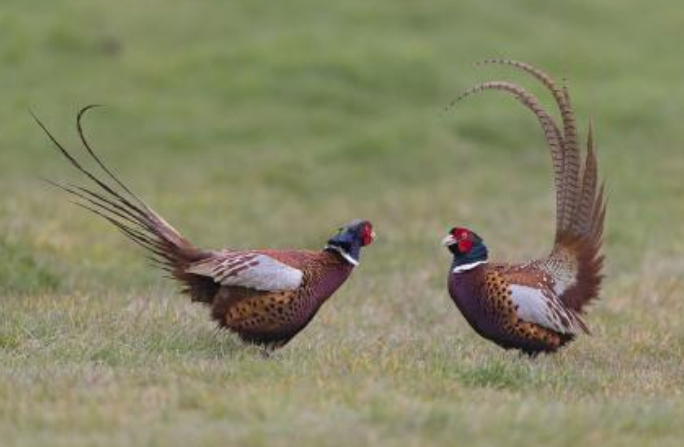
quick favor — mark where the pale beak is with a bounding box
[371,230,377,241]
[442,234,457,246]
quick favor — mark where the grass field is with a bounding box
[2,0,684,445]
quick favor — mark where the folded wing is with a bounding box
[509,283,587,335]
[187,251,303,292]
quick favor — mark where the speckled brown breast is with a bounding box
[449,263,573,354]
[210,250,353,348]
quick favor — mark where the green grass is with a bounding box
[2,0,684,445]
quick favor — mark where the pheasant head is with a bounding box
[325,219,375,266]
[442,227,488,271]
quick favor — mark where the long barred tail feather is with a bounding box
[471,59,583,240]
[560,124,606,312]
[35,106,215,301]
[450,81,566,224]
[576,121,599,236]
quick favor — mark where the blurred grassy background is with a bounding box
[1,0,684,446]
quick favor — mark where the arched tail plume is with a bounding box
[34,106,215,301]
[453,60,606,313]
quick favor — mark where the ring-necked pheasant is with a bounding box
[443,60,606,355]
[36,106,375,350]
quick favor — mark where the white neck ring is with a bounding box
[452,260,487,273]
[325,245,359,266]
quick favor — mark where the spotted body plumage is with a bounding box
[205,250,353,347]
[449,263,579,354]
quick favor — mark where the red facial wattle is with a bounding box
[361,224,374,246]
[457,238,473,253]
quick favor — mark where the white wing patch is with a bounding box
[509,284,585,334]
[187,252,303,292]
